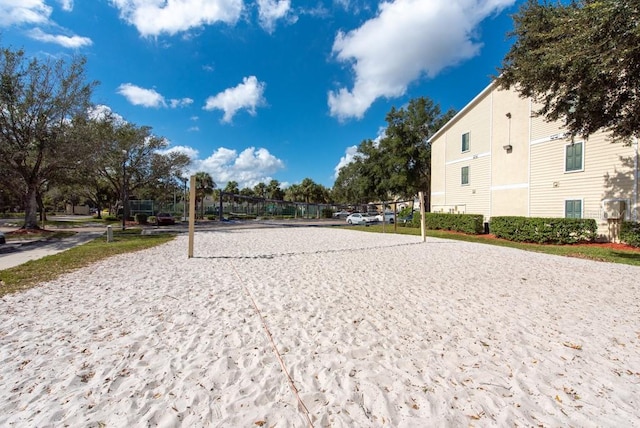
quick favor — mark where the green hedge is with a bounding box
[425,213,485,234]
[405,212,485,234]
[620,221,640,247]
[490,216,597,244]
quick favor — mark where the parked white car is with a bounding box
[374,212,395,223]
[346,213,373,225]
[332,210,351,219]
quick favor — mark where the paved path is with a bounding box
[0,231,104,270]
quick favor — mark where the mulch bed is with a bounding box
[445,231,640,253]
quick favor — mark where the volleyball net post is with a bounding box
[188,174,196,258]
[419,191,426,242]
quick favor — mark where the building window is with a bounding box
[462,132,470,152]
[565,142,583,172]
[565,200,582,218]
[461,166,469,185]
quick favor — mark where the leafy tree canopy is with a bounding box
[333,97,455,205]
[0,46,97,228]
[496,0,640,142]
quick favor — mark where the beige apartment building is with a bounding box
[430,81,639,241]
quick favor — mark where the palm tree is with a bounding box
[266,179,284,200]
[253,182,267,199]
[194,171,215,218]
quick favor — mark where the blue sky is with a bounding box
[1,0,520,189]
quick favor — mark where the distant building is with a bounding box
[429,81,639,241]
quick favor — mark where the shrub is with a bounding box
[398,207,413,218]
[321,208,334,218]
[135,213,148,224]
[620,221,640,247]
[207,215,218,221]
[424,213,485,234]
[490,216,597,244]
[148,216,156,224]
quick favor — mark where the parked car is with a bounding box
[346,213,373,225]
[0,231,5,245]
[155,212,175,226]
[332,210,351,219]
[374,211,395,223]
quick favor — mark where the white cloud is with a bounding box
[159,145,200,161]
[169,97,193,108]
[257,0,292,33]
[334,126,386,177]
[188,126,200,132]
[328,0,515,120]
[117,83,167,108]
[88,104,126,124]
[58,0,73,11]
[109,0,244,37]
[334,145,358,178]
[175,146,285,188]
[0,1,90,49]
[27,28,92,48]
[0,0,51,27]
[203,76,266,123]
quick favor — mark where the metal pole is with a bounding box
[188,175,196,258]
[122,152,126,231]
[182,177,187,221]
[419,191,426,242]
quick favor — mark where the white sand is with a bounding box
[1,227,639,427]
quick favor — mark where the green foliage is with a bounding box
[194,171,216,218]
[358,226,640,266]
[490,216,597,244]
[496,0,640,142]
[0,230,175,297]
[0,46,97,229]
[206,215,218,221]
[321,208,334,219]
[284,178,330,203]
[135,213,148,224]
[398,207,413,217]
[620,222,640,247]
[332,97,456,203]
[424,213,485,234]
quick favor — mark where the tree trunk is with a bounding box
[23,184,40,230]
[37,192,47,223]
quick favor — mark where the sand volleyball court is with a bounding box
[1,227,639,427]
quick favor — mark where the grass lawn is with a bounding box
[355,224,640,266]
[0,229,175,297]
[2,222,639,298]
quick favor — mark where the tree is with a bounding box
[332,159,370,204]
[380,97,455,205]
[253,182,267,199]
[266,179,284,200]
[284,183,302,202]
[194,171,215,218]
[223,181,239,195]
[86,117,190,219]
[333,97,455,207]
[496,0,640,142]
[0,47,97,229]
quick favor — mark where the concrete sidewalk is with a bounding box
[0,231,104,270]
